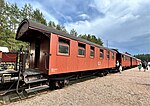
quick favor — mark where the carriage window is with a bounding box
[100,49,104,59]
[107,51,110,59]
[125,56,128,61]
[58,37,70,55]
[124,56,126,61]
[90,46,94,58]
[112,52,114,59]
[78,43,86,56]
[127,57,129,61]
[122,55,125,61]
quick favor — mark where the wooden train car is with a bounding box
[16,19,117,76]
[0,19,142,95]
[115,51,131,69]
[120,53,131,68]
[0,52,18,70]
[2,52,17,63]
[114,50,140,70]
[131,57,137,67]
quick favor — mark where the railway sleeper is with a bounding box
[0,87,27,105]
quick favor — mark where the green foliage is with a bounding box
[56,24,61,30]
[21,4,33,20]
[78,34,103,46]
[0,0,47,51]
[48,21,56,28]
[135,54,150,62]
[48,20,68,33]
[70,29,77,36]
[61,25,68,33]
[33,9,47,25]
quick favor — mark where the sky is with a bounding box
[6,0,150,55]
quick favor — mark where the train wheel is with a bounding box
[64,79,69,87]
[103,70,108,76]
[55,80,64,89]
[97,72,104,77]
[49,81,56,90]
[49,79,69,90]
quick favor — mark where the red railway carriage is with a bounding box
[114,50,141,70]
[49,34,116,75]
[2,52,17,63]
[115,51,132,69]
[0,52,18,70]
[120,53,131,68]
[16,19,117,75]
[132,57,141,67]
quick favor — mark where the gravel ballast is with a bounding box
[6,67,150,106]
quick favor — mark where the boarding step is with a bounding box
[25,85,49,93]
[25,78,48,84]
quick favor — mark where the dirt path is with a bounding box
[6,67,150,106]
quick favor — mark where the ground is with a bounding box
[6,67,150,106]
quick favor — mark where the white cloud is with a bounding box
[65,0,150,40]
[78,14,90,20]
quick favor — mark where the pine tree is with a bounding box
[70,28,77,36]
[33,9,47,25]
[56,24,61,30]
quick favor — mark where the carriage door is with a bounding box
[34,39,40,68]
[39,35,50,74]
[130,57,132,67]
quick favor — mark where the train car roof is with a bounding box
[16,19,116,53]
[120,52,139,60]
[112,49,139,60]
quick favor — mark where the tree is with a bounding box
[33,9,47,25]
[20,4,33,20]
[48,21,53,28]
[61,25,68,33]
[97,37,103,45]
[0,1,31,51]
[87,34,91,41]
[48,21,57,29]
[56,24,61,30]
[70,28,77,36]
[135,54,150,61]
[78,34,103,46]
[9,3,20,31]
